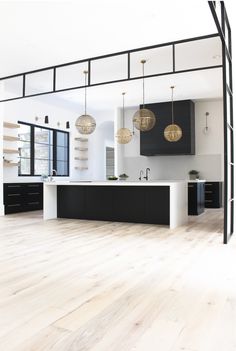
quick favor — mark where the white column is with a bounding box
[43,183,57,219]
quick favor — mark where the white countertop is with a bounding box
[188,180,206,183]
[44,180,187,187]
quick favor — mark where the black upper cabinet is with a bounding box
[140,100,195,156]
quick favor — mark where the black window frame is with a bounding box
[18,121,70,177]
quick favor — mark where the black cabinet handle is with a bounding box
[28,192,40,195]
[28,201,40,205]
[205,190,213,194]
[27,184,40,188]
[8,204,21,207]
[7,185,21,188]
[205,200,213,203]
[8,193,21,197]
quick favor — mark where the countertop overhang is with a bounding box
[44,180,187,187]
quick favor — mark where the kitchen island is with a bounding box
[44,181,188,229]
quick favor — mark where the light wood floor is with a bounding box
[0,209,236,351]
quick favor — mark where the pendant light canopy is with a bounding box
[116,92,132,144]
[164,86,182,142]
[133,60,156,132]
[75,70,96,135]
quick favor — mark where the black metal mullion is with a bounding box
[53,131,57,175]
[127,52,130,79]
[53,67,56,92]
[22,74,26,97]
[172,44,175,72]
[31,125,35,176]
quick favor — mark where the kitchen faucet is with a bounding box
[143,168,150,181]
[139,170,144,181]
[49,169,57,181]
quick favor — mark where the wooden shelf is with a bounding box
[3,135,20,141]
[3,161,19,167]
[3,122,20,129]
[3,148,19,154]
[74,147,88,151]
[74,157,88,161]
[74,137,88,142]
[74,166,88,170]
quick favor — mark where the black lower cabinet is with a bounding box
[4,183,43,214]
[205,182,223,208]
[57,185,170,225]
[188,182,205,215]
[86,187,113,221]
[57,186,85,219]
[146,187,170,224]
[113,186,146,223]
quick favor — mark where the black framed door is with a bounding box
[209,1,234,243]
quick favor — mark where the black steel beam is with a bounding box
[0,64,222,103]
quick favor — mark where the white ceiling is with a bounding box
[0,0,217,77]
[0,1,226,110]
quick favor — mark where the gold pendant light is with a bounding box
[75,70,96,135]
[116,92,132,144]
[133,60,156,132]
[164,86,182,142]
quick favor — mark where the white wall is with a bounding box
[2,94,114,183]
[116,99,224,181]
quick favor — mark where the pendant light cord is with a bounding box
[122,93,125,128]
[142,61,145,109]
[171,86,174,124]
[84,70,87,115]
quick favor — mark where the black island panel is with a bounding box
[57,185,170,225]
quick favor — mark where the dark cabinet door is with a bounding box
[140,100,195,156]
[188,183,205,215]
[113,186,146,223]
[85,186,113,221]
[57,186,85,219]
[4,183,43,214]
[145,186,170,225]
[205,182,222,208]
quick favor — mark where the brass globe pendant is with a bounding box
[164,86,182,143]
[133,108,156,132]
[116,92,132,144]
[75,70,96,135]
[164,124,182,142]
[75,114,96,135]
[116,128,132,144]
[133,60,156,132]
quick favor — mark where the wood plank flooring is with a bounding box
[0,209,235,350]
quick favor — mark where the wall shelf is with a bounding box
[3,122,20,129]
[74,136,89,171]
[74,147,88,151]
[3,135,20,141]
[74,157,88,161]
[3,148,19,154]
[74,166,88,170]
[74,137,88,142]
[3,161,19,167]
